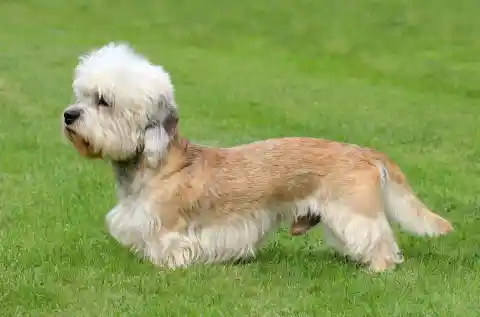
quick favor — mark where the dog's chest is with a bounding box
[106,197,157,249]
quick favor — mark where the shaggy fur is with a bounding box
[62,42,454,272]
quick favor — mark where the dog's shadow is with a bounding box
[229,232,473,275]
[226,230,362,275]
[233,244,361,272]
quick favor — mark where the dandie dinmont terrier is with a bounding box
[62,42,453,272]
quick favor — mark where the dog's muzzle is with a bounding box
[63,109,82,125]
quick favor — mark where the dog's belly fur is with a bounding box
[105,137,408,270]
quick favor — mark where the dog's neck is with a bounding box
[111,134,198,200]
[111,153,142,199]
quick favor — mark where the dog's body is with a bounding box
[62,43,453,272]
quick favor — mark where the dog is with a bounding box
[62,42,453,272]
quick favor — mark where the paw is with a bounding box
[367,258,397,273]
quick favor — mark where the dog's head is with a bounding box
[62,42,178,167]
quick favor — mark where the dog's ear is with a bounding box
[162,106,179,137]
[143,107,179,168]
[144,124,168,168]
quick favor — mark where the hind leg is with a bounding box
[367,219,404,272]
[322,224,348,255]
[322,200,404,273]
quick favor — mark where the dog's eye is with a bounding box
[98,96,109,107]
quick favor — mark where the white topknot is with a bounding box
[72,42,176,112]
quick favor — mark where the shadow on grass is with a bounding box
[241,245,363,272]
[230,237,477,276]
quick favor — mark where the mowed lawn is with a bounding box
[1,0,480,316]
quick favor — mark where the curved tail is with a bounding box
[373,152,454,237]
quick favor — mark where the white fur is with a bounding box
[384,182,441,236]
[107,199,284,268]
[106,198,159,252]
[320,201,403,265]
[290,191,403,267]
[73,43,175,112]
[186,209,282,264]
[144,125,171,168]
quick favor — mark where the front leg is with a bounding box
[105,201,153,252]
[105,201,198,269]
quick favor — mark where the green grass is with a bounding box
[1,0,480,315]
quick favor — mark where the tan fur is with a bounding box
[62,43,453,273]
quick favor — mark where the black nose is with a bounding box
[64,109,82,125]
